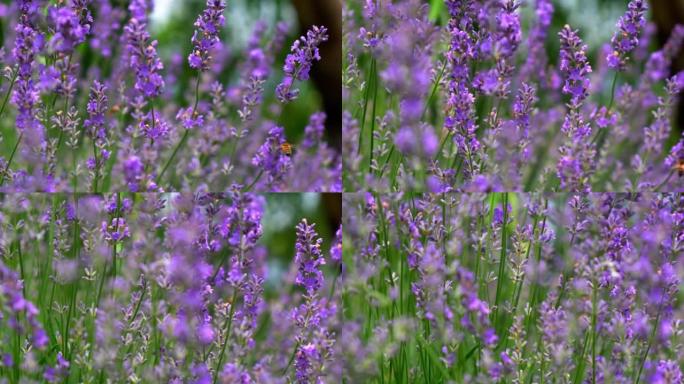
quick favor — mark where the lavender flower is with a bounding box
[557,25,593,191]
[0,260,47,350]
[558,25,592,107]
[290,218,336,383]
[11,1,45,157]
[445,1,481,177]
[276,26,329,103]
[513,83,536,159]
[607,0,647,71]
[294,219,326,294]
[84,81,108,141]
[521,0,554,84]
[43,352,70,382]
[101,217,130,242]
[124,0,164,99]
[644,25,684,84]
[188,0,226,71]
[90,0,124,57]
[48,2,90,53]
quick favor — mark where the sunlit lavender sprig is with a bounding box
[445,0,481,178]
[124,0,164,99]
[557,25,593,191]
[276,25,329,103]
[84,81,110,192]
[607,0,647,71]
[7,0,45,185]
[291,219,335,383]
[188,0,226,71]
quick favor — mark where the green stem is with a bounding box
[243,169,264,192]
[213,290,238,384]
[124,279,147,354]
[156,76,200,185]
[591,278,598,383]
[0,132,23,187]
[0,69,18,119]
[572,332,591,384]
[607,72,618,113]
[17,240,24,297]
[434,132,453,162]
[358,59,376,155]
[493,193,509,329]
[368,61,378,173]
[635,302,664,383]
[421,59,448,121]
[156,129,190,184]
[92,139,99,193]
[281,341,301,375]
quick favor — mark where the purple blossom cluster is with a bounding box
[188,0,226,71]
[276,25,329,103]
[344,0,684,192]
[341,192,684,383]
[0,1,340,192]
[0,193,341,382]
[607,0,648,71]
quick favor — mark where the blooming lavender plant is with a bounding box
[344,0,684,192]
[276,26,329,103]
[0,193,340,382]
[341,192,684,383]
[607,0,648,71]
[0,1,340,192]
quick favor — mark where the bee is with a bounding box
[107,104,121,116]
[674,158,684,177]
[280,142,295,156]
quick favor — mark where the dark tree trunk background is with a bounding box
[650,0,684,134]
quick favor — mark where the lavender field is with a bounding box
[343,0,684,192]
[0,0,341,192]
[3,0,684,383]
[340,192,683,383]
[0,192,341,382]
